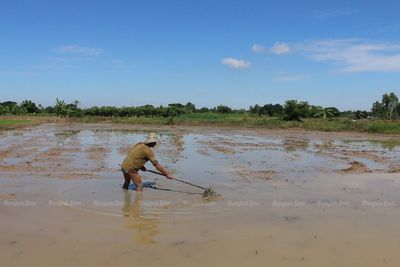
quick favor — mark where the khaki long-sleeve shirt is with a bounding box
[121,143,158,171]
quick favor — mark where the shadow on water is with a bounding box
[126,182,157,191]
[127,182,203,195]
[149,186,203,195]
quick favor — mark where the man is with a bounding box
[121,133,172,191]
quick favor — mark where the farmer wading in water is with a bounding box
[121,133,173,191]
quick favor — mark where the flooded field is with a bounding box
[1,123,400,267]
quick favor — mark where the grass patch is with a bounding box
[367,120,400,134]
[302,118,400,133]
[0,116,60,130]
[174,113,255,126]
[0,119,31,126]
[0,119,32,130]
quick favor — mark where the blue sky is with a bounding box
[1,0,400,110]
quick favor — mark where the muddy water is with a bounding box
[1,124,400,267]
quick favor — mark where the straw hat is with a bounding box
[144,132,160,146]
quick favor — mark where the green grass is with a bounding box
[367,120,400,134]
[79,114,400,133]
[0,119,31,126]
[302,118,400,133]
[0,119,32,130]
[176,114,400,133]
[175,113,255,126]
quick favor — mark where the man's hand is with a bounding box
[165,173,174,179]
[154,163,173,179]
[140,166,147,172]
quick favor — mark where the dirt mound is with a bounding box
[236,168,276,181]
[341,161,371,173]
[85,146,110,160]
[198,140,236,155]
[340,150,389,163]
[0,193,16,200]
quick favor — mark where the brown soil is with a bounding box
[338,150,389,163]
[233,167,276,182]
[341,161,371,173]
[199,140,236,155]
[85,146,111,161]
[0,193,16,200]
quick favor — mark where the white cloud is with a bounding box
[54,45,104,56]
[221,57,251,69]
[271,42,291,54]
[314,8,359,20]
[251,44,265,53]
[275,74,311,81]
[49,57,89,62]
[301,39,400,72]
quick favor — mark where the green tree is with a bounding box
[163,105,185,117]
[314,107,338,120]
[372,101,384,118]
[198,107,210,113]
[0,105,8,115]
[216,105,232,114]
[55,98,68,118]
[259,104,283,116]
[283,100,310,121]
[309,105,323,117]
[371,92,399,119]
[249,104,261,116]
[185,102,196,113]
[397,103,400,118]
[20,100,39,113]
[382,92,398,120]
[0,101,17,114]
[1,101,17,109]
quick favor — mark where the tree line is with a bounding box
[1,92,399,121]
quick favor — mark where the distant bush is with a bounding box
[283,100,311,121]
[371,92,399,120]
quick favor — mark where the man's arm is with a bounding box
[154,163,173,179]
[145,146,173,179]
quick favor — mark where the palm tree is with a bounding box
[55,98,68,118]
[314,108,336,120]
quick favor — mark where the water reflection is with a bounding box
[122,191,160,244]
[158,132,185,164]
[370,140,400,150]
[282,138,310,152]
[54,130,80,146]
